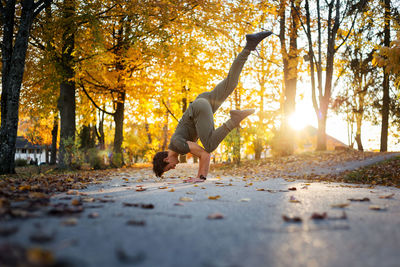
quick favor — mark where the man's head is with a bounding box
[152,151,179,177]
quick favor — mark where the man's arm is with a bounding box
[187,141,211,178]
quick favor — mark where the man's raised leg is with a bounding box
[201,30,273,113]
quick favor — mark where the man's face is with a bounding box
[163,155,179,172]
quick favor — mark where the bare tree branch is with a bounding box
[335,0,368,53]
[161,99,179,122]
[33,0,52,18]
[79,81,116,116]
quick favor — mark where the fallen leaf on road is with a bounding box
[116,248,146,264]
[208,195,221,200]
[288,187,297,191]
[123,202,139,207]
[10,209,30,218]
[327,211,347,220]
[28,192,48,199]
[71,199,81,206]
[311,212,327,220]
[126,220,146,226]
[29,232,55,243]
[159,186,168,189]
[141,204,154,209]
[48,203,84,216]
[186,191,195,195]
[239,198,251,202]
[62,218,78,226]
[256,188,265,191]
[348,197,370,202]
[82,197,95,202]
[27,247,55,266]
[174,203,184,206]
[179,197,193,202]
[201,187,206,189]
[369,205,387,211]
[136,188,146,192]
[168,188,175,192]
[289,196,301,203]
[331,203,350,208]
[0,226,18,237]
[123,202,154,209]
[379,193,395,199]
[207,213,224,219]
[97,198,115,203]
[282,215,302,223]
[88,212,99,218]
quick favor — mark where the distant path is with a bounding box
[301,152,400,175]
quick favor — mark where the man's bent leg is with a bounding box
[191,98,232,153]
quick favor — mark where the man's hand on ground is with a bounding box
[183,177,206,183]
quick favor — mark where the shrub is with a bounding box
[111,152,123,168]
[87,148,106,170]
[15,158,28,167]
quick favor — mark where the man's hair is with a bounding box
[152,151,169,177]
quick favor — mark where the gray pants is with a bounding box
[191,49,251,152]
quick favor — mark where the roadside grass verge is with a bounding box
[341,156,400,187]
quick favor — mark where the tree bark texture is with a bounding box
[380,0,391,152]
[162,111,169,151]
[58,0,76,168]
[179,85,188,163]
[0,0,49,174]
[279,0,299,155]
[113,91,125,155]
[97,109,105,150]
[50,115,58,164]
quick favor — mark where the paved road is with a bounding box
[1,158,400,267]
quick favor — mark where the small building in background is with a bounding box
[296,125,349,151]
[15,136,48,165]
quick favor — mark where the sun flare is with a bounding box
[288,112,308,130]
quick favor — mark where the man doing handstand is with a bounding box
[153,31,273,182]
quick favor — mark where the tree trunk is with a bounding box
[380,0,391,152]
[50,115,58,164]
[179,85,188,163]
[98,110,105,150]
[355,134,363,151]
[46,146,50,163]
[355,84,365,152]
[254,82,265,160]
[278,0,299,155]
[316,115,327,151]
[254,138,262,160]
[58,0,76,168]
[0,1,36,174]
[233,84,241,164]
[162,111,169,151]
[113,91,125,157]
[145,121,152,144]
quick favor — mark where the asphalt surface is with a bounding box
[1,156,400,267]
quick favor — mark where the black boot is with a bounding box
[244,31,273,50]
[225,109,255,130]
